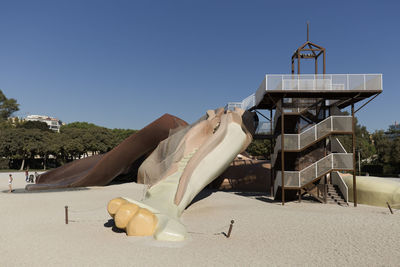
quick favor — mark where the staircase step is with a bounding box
[324,184,347,206]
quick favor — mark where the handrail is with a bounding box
[331,171,349,203]
[274,153,353,194]
[271,116,352,167]
[225,94,256,111]
[262,74,383,91]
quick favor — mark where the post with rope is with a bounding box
[65,206,69,224]
[227,220,234,238]
[387,202,393,214]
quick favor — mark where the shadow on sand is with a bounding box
[1,187,90,194]
[104,219,125,233]
[233,191,277,204]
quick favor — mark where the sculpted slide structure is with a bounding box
[342,175,400,207]
[107,108,254,241]
[26,114,188,190]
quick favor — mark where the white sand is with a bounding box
[1,171,400,266]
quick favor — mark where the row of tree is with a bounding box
[0,90,136,169]
[0,120,136,170]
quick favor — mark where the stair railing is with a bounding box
[271,116,352,167]
[274,153,353,194]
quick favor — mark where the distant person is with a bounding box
[34,172,39,183]
[29,174,34,183]
[25,170,29,182]
[8,174,13,193]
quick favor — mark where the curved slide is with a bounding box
[107,108,255,241]
[342,175,400,207]
[26,114,188,191]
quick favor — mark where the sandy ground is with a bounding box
[1,172,400,266]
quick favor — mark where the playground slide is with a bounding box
[107,108,255,241]
[342,175,400,207]
[26,114,188,191]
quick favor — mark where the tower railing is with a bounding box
[255,74,382,106]
[225,93,255,111]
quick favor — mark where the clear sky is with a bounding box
[0,0,398,131]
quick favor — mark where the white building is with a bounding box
[25,115,63,132]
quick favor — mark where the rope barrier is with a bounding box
[64,205,236,239]
[68,219,106,223]
[188,223,233,236]
[68,206,105,213]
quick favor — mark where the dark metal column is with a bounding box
[297,52,301,74]
[315,58,318,74]
[270,109,274,197]
[352,104,357,207]
[291,59,295,74]
[281,111,285,205]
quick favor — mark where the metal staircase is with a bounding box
[271,115,352,167]
[326,184,347,206]
[271,97,353,204]
[273,153,353,195]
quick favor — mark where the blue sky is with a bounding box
[0,0,398,131]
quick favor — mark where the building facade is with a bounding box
[25,115,63,132]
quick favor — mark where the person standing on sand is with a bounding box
[25,170,29,182]
[8,174,13,193]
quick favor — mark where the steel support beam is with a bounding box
[270,109,274,197]
[281,111,285,205]
[352,104,357,207]
[354,93,380,114]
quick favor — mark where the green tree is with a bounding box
[60,127,86,160]
[17,120,52,132]
[390,137,400,174]
[371,130,394,175]
[336,116,375,173]
[246,139,272,158]
[111,128,137,147]
[0,90,19,120]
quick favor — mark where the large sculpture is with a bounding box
[26,114,188,190]
[107,108,254,241]
[342,175,400,207]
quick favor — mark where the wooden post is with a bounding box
[298,189,301,203]
[281,110,285,205]
[387,202,393,214]
[352,104,357,207]
[227,220,234,238]
[65,206,69,224]
[323,49,326,74]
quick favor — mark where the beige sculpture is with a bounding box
[342,175,400,207]
[107,108,254,241]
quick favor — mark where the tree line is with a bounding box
[0,119,136,170]
[0,89,136,170]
